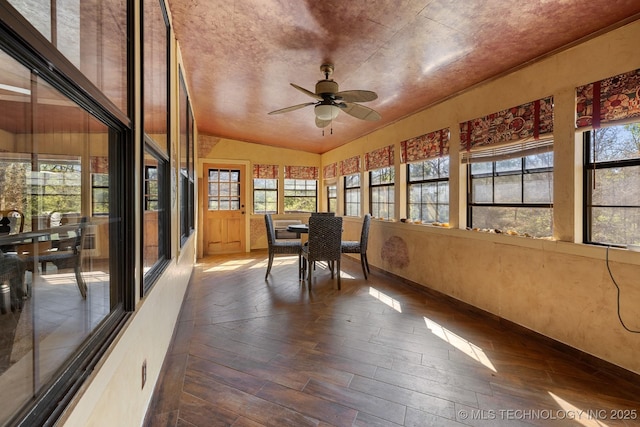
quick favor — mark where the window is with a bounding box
[284,179,317,212]
[468,148,553,237]
[0,45,128,426]
[370,167,395,220]
[92,173,109,216]
[344,174,360,217]
[209,168,241,210]
[327,184,337,213]
[142,0,170,291]
[585,124,640,246]
[254,179,278,213]
[408,157,449,223]
[179,70,195,245]
[143,146,169,286]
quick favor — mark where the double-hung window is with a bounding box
[468,149,553,237]
[369,167,395,220]
[254,179,278,213]
[584,124,640,246]
[576,69,640,247]
[461,96,554,237]
[327,184,337,213]
[284,179,317,212]
[284,166,318,212]
[344,174,361,217]
[407,157,449,223]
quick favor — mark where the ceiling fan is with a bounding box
[268,64,381,128]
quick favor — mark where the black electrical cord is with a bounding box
[605,246,640,333]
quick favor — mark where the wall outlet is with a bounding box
[141,359,147,389]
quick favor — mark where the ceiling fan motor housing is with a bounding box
[315,79,338,96]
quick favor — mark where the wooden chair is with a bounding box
[264,214,303,279]
[302,215,343,290]
[341,213,371,279]
[23,218,88,299]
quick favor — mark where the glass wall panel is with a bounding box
[0,48,114,423]
[143,0,168,151]
[7,0,128,113]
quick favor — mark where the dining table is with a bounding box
[286,223,309,237]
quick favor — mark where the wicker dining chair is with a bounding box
[341,213,371,279]
[264,214,303,279]
[302,215,343,290]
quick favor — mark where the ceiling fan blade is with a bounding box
[291,83,322,100]
[335,90,378,103]
[268,102,315,115]
[315,117,331,128]
[341,102,381,121]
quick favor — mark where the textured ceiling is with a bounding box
[167,0,640,154]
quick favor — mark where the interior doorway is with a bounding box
[202,163,247,255]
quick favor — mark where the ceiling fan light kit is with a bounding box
[268,63,380,130]
[315,104,340,121]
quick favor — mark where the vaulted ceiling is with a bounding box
[166,0,640,154]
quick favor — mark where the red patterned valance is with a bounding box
[284,165,318,180]
[576,68,640,129]
[365,145,395,171]
[323,162,337,179]
[400,128,449,163]
[253,164,279,179]
[91,156,109,174]
[459,96,554,151]
[340,156,360,175]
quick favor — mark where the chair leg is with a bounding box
[265,253,274,279]
[360,253,368,280]
[307,261,313,289]
[75,265,87,299]
[336,260,341,290]
[363,252,370,274]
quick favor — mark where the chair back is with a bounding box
[311,212,335,217]
[360,213,372,250]
[0,209,24,235]
[264,214,276,245]
[307,215,342,263]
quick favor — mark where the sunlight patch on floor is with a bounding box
[204,259,259,272]
[548,392,610,427]
[369,287,402,312]
[424,317,497,372]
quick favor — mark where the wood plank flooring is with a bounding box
[145,251,640,426]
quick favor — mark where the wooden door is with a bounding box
[203,164,246,254]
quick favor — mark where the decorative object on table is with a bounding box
[341,213,371,279]
[268,64,380,133]
[302,215,343,290]
[264,214,303,279]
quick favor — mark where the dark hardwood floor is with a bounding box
[145,251,640,426]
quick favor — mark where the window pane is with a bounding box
[471,162,492,175]
[496,158,522,173]
[592,165,640,206]
[524,172,553,203]
[591,207,640,246]
[143,0,168,151]
[494,175,522,203]
[0,52,115,422]
[525,152,553,169]
[472,206,552,237]
[8,0,128,112]
[472,177,493,203]
[591,125,640,163]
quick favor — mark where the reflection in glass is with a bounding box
[0,49,113,423]
[8,0,128,112]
